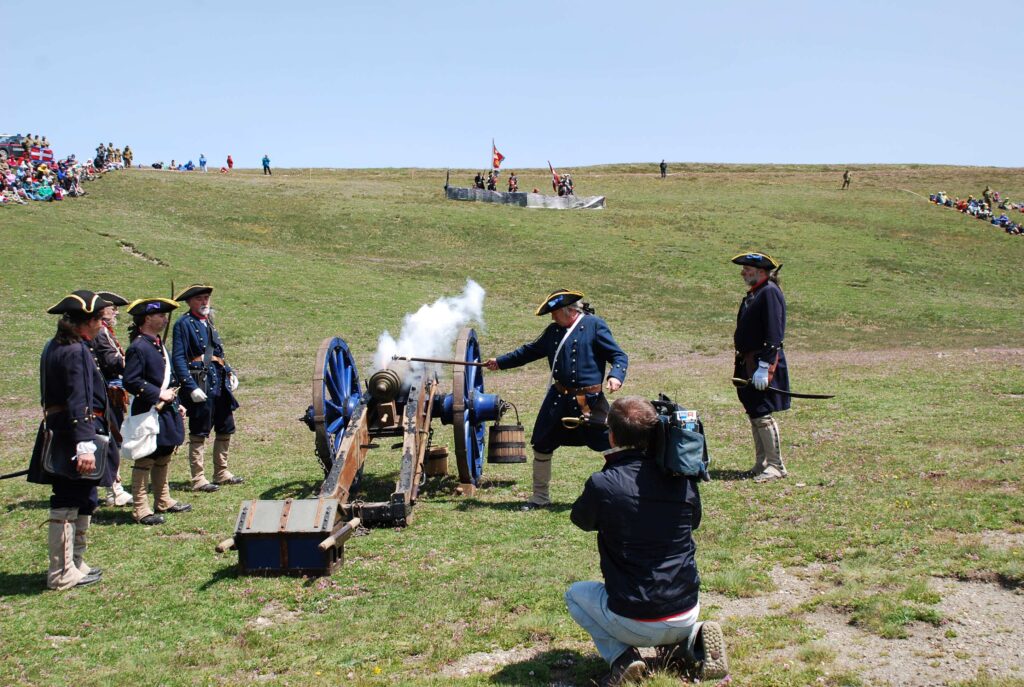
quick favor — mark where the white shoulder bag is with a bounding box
[119,345,171,461]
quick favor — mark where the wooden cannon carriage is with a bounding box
[217,327,516,575]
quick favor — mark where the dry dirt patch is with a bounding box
[246,600,302,630]
[802,578,1024,686]
[441,646,545,678]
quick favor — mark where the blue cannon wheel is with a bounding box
[452,327,486,485]
[312,336,362,473]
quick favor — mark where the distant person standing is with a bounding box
[508,172,518,193]
[123,146,133,168]
[841,169,851,190]
[199,154,207,173]
[660,160,667,178]
[226,154,234,171]
[262,154,271,175]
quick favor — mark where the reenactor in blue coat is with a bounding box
[123,298,191,524]
[486,289,629,509]
[732,252,790,483]
[171,284,242,491]
[28,291,115,589]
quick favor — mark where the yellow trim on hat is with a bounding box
[127,297,180,314]
[534,289,585,316]
[730,252,780,269]
[48,292,99,314]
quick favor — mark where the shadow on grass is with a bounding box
[452,499,573,514]
[491,648,600,686]
[0,572,47,597]
[3,498,49,513]
[92,509,138,526]
[199,563,244,590]
[708,469,752,482]
[259,479,322,501]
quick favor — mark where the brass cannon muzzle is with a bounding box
[368,360,412,403]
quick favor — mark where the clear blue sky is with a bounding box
[8,0,1022,169]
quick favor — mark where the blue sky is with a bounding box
[8,1,1022,169]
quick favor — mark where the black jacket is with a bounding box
[570,448,701,620]
[123,333,185,449]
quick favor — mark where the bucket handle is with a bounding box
[500,400,522,426]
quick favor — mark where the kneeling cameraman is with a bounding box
[565,396,726,685]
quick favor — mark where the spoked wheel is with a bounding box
[452,327,486,486]
[312,336,362,474]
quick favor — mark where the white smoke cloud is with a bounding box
[372,279,486,378]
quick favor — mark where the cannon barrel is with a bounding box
[368,360,413,403]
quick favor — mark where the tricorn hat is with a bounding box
[731,252,782,272]
[127,298,179,316]
[47,290,112,316]
[96,291,129,307]
[535,289,584,316]
[174,284,213,301]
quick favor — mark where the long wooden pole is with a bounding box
[392,355,487,368]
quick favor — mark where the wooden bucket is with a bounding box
[424,445,449,476]
[487,424,527,463]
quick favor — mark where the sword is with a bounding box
[0,468,29,481]
[561,415,608,429]
[731,377,835,399]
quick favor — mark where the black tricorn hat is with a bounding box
[174,284,213,301]
[535,289,584,316]
[96,291,129,307]
[126,298,179,316]
[731,252,782,271]
[47,290,112,316]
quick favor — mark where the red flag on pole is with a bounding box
[548,161,561,193]
[492,140,505,169]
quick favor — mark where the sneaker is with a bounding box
[753,467,786,483]
[603,648,646,687]
[193,483,220,493]
[697,622,729,681]
[137,514,166,526]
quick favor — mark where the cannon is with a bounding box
[218,327,505,575]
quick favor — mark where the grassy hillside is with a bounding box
[0,165,1022,687]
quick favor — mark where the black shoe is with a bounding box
[83,567,103,578]
[138,514,165,526]
[157,502,192,514]
[519,500,550,511]
[603,648,646,687]
[215,476,244,486]
[194,483,220,493]
[75,570,102,587]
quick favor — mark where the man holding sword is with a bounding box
[485,289,628,509]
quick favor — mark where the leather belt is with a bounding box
[554,383,601,396]
[191,355,226,366]
[554,383,602,424]
[44,405,103,419]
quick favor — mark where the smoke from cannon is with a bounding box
[372,279,485,388]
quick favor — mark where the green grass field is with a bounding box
[1,164,1022,686]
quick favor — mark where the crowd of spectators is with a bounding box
[929,187,1024,236]
[0,138,132,207]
